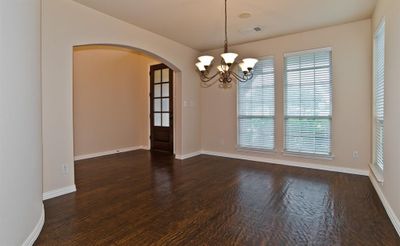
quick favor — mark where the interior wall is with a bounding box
[0,0,44,244]
[73,45,159,157]
[372,0,400,224]
[201,19,372,173]
[42,0,202,194]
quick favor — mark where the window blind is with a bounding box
[238,57,275,150]
[374,22,385,170]
[284,49,332,156]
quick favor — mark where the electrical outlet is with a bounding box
[62,164,69,175]
[352,151,359,160]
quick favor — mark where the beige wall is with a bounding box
[201,19,372,173]
[372,0,400,223]
[0,0,44,244]
[42,0,202,193]
[73,46,158,157]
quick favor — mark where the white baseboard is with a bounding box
[74,145,146,161]
[175,151,202,160]
[43,185,77,201]
[369,174,400,236]
[201,150,369,176]
[22,203,44,246]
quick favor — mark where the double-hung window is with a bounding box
[374,21,385,172]
[238,57,275,150]
[284,48,332,156]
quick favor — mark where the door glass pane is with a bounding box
[154,84,161,97]
[154,113,161,126]
[154,99,161,112]
[162,98,169,112]
[154,70,161,83]
[162,83,169,97]
[162,68,169,82]
[162,113,170,127]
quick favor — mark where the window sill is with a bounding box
[282,151,334,160]
[369,163,384,183]
[236,146,277,155]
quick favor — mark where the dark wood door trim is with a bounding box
[150,64,174,154]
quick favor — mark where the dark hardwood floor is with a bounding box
[35,150,400,245]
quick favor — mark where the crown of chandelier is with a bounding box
[195,0,258,88]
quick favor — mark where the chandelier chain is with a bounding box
[224,0,228,53]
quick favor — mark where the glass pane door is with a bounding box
[153,68,170,127]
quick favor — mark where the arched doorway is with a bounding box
[72,44,179,161]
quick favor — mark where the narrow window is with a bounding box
[238,57,275,150]
[284,48,332,156]
[374,21,385,171]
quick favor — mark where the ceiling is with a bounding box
[73,0,377,51]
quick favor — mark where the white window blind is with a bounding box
[284,48,332,156]
[238,57,275,150]
[374,22,385,171]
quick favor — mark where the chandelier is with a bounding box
[195,0,258,88]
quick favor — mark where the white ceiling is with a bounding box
[73,0,377,51]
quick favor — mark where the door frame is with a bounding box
[147,63,176,154]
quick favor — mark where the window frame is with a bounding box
[236,56,276,152]
[283,47,334,158]
[371,19,385,181]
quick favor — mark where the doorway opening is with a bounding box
[72,44,177,161]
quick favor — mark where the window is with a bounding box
[238,57,275,150]
[284,48,332,156]
[374,21,385,171]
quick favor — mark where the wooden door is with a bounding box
[150,64,173,153]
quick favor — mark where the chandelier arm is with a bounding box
[231,71,250,83]
[199,71,220,82]
[246,72,254,80]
